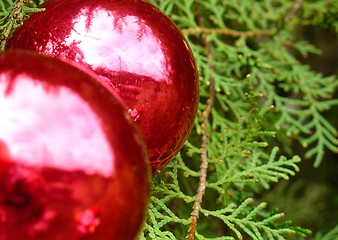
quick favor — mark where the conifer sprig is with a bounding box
[0,0,43,50]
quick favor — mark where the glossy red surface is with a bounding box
[0,51,150,240]
[6,0,199,171]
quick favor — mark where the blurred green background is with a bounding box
[260,25,338,237]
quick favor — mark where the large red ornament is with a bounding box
[0,50,150,240]
[6,0,199,171]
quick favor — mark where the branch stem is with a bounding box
[186,6,216,239]
[285,0,304,22]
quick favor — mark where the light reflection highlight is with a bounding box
[63,8,168,82]
[0,74,113,176]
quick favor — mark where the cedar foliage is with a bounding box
[1,0,337,239]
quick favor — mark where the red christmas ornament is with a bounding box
[0,50,150,240]
[6,0,199,171]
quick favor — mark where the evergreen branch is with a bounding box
[0,1,12,17]
[176,154,200,178]
[187,4,216,239]
[207,147,301,191]
[141,199,185,240]
[314,224,338,240]
[271,92,338,167]
[200,198,306,240]
[151,160,195,204]
[249,39,338,166]
[302,106,338,167]
[148,197,190,227]
[0,0,44,51]
[140,158,196,239]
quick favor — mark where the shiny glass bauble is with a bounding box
[6,0,199,171]
[0,50,150,240]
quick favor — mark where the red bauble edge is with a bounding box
[0,50,150,240]
[6,0,199,172]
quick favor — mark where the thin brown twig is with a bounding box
[285,0,304,22]
[181,27,275,38]
[186,5,216,240]
[187,53,215,240]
